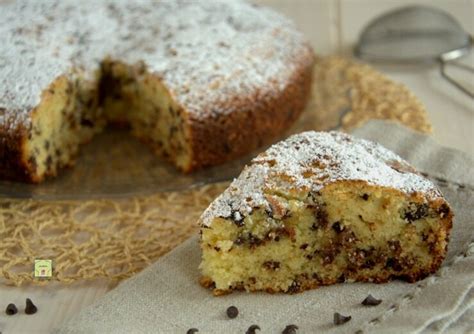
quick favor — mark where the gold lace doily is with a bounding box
[0,56,432,286]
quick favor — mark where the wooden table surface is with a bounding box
[1,1,473,333]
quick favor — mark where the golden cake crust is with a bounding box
[185,60,313,171]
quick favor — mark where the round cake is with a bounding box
[199,131,453,295]
[0,0,314,182]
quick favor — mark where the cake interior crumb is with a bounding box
[200,181,450,294]
[24,59,192,181]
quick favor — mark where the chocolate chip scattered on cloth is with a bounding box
[56,121,474,334]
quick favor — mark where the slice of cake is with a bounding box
[199,131,453,295]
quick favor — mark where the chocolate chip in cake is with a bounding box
[234,237,244,245]
[80,118,94,127]
[226,305,239,319]
[320,247,336,265]
[25,298,37,315]
[248,234,263,248]
[186,328,199,334]
[362,259,376,269]
[386,258,403,272]
[309,204,329,229]
[5,303,18,315]
[282,324,298,334]
[287,280,301,294]
[310,222,320,231]
[263,261,280,270]
[316,206,328,227]
[437,203,450,218]
[388,240,402,254]
[332,222,344,233]
[246,325,261,334]
[300,243,308,250]
[361,193,369,200]
[361,294,382,306]
[333,312,351,325]
[46,155,53,169]
[404,203,429,222]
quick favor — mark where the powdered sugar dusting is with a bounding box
[200,131,442,227]
[0,0,313,132]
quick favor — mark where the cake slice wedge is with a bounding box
[199,131,453,295]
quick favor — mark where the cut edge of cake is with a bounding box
[5,60,196,183]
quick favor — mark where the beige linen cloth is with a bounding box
[57,120,474,334]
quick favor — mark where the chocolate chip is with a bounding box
[361,194,369,200]
[333,312,351,325]
[46,155,53,169]
[404,203,429,222]
[362,259,376,269]
[25,298,37,315]
[186,328,198,334]
[287,281,301,294]
[248,234,262,248]
[5,303,18,315]
[362,294,382,306]
[263,261,280,270]
[226,305,239,319]
[332,222,344,233]
[316,208,328,226]
[300,243,308,250]
[246,325,261,334]
[388,240,402,255]
[437,203,450,218]
[309,204,329,229]
[310,223,320,231]
[80,118,94,127]
[234,237,244,245]
[386,258,403,271]
[282,324,299,333]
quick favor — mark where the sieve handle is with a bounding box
[439,36,474,99]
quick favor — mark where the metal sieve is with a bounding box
[355,5,473,98]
